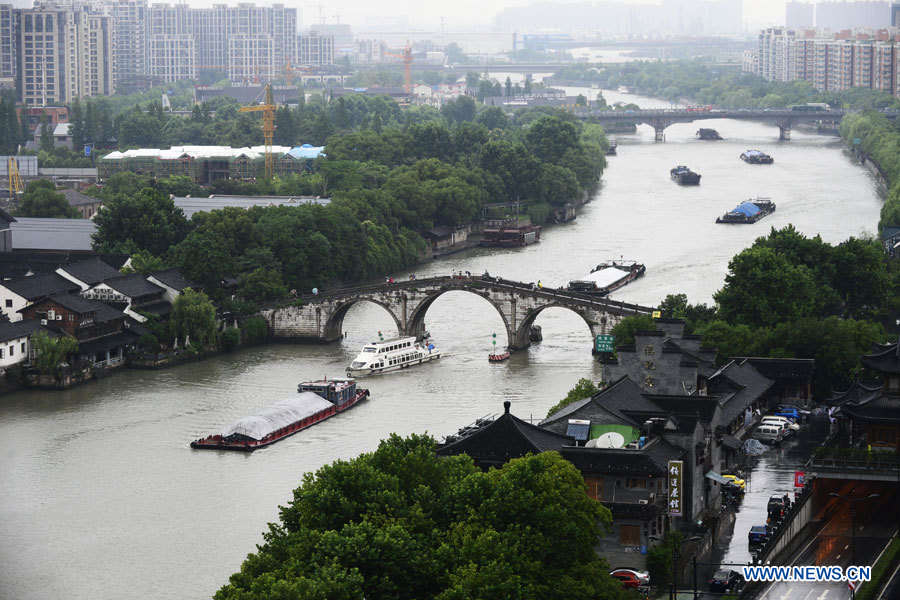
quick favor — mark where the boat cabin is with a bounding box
[298,378,358,406]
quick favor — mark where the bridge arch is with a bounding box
[323,297,402,341]
[405,287,513,346]
[513,302,604,349]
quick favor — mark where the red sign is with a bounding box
[794,471,806,488]
[848,580,857,591]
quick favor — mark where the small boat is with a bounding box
[190,378,369,451]
[567,259,646,296]
[606,142,617,156]
[696,128,722,140]
[716,197,776,224]
[617,86,629,94]
[347,335,441,376]
[671,165,701,185]
[740,150,774,164]
[489,350,510,362]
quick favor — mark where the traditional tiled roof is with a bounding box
[61,188,101,207]
[38,293,125,323]
[149,268,197,291]
[861,338,900,376]
[2,273,80,300]
[78,330,139,353]
[840,396,900,424]
[436,401,573,462]
[104,274,164,299]
[733,357,815,381]
[60,257,121,286]
[0,319,54,343]
[823,380,882,407]
[709,360,775,425]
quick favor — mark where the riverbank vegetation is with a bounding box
[612,226,896,397]
[215,434,627,600]
[90,99,608,301]
[839,111,900,230]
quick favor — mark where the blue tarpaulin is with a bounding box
[731,202,760,217]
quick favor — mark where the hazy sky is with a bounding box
[11,0,791,32]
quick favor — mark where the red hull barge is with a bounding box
[489,351,510,362]
[191,378,369,452]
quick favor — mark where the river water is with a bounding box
[0,91,884,600]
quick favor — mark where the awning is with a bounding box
[566,421,591,442]
[705,470,731,486]
[721,434,742,450]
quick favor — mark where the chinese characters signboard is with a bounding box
[668,460,683,517]
[794,471,805,488]
[594,334,615,353]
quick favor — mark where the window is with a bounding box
[5,299,11,307]
[8,346,12,356]
[20,342,25,353]
[584,476,603,500]
[0,348,5,358]
[619,524,641,546]
[625,478,646,489]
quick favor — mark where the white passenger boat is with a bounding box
[347,336,441,377]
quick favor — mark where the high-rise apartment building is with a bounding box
[14,5,115,105]
[113,0,147,86]
[0,4,16,80]
[147,34,196,83]
[297,32,334,66]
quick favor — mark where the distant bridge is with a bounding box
[260,274,654,350]
[575,108,848,140]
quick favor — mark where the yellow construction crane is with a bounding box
[7,157,23,200]
[239,83,276,179]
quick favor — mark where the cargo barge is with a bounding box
[671,165,701,185]
[696,128,722,140]
[190,378,369,451]
[716,197,776,224]
[480,218,541,247]
[740,150,774,164]
[567,260,646,296]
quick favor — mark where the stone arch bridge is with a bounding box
[260,274,654,350]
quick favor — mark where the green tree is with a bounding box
[610,314,656,348]
[123,250,166,275]
[476,107,509,131]
[92,187,189,255]
[441,95,477,125]
[32,331,79,375]
[546,377,601,417]
[525,115,580,165]
[18,180,78,218]
[39,114,54,152]
[505,76,512,97]
[215,434,624,600]
[238,268,288,303]
[714,246,822,328]
[575,94,587,107]
[170,288,217,350]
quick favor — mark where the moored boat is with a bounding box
[480,218,541,247]
[696,128,722,140]
[670,165,701,185]
[489,350,510,362]
[716,197,776,224]
[190,378,369,451]
[567,260,646,296]
[740,150,774,164]
[606,142,617,156]
[347,335,441,376]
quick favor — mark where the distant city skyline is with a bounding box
[4,0,893,33]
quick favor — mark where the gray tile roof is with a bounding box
[60,257,121,286]
[11,218,97,252]
[561,437,683,476]
[149,269,197,291]
[104,274,164,299]
[172,195,330,218]
[40,293,126,323]
[2,273,80,300]
[0,319,52,343]
[61,188,101,207]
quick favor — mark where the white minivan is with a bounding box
[753,425,784,444]
[761,416,800,432]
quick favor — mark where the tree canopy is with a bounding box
[17,180,78,218]
[215,434,625,600]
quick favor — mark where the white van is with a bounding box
[753,425,784,444]
[761,416,800,432]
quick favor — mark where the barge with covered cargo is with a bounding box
[670,165,701,185]
[190,378,369,451]
[740,150,774,164]
[567,260,646,296]
[716,197,776,224]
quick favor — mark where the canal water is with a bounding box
[0,91,884,600]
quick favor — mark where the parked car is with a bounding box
[709,569,743,592]
[753,425,784,444]
[721,473,745,491]
[761,416,800,431]
[767,494,788,517]
[748,525,772,544]
[773,408,800,420]
[777,403,812,416]
[759,418,795,438]
[610,568,650,588]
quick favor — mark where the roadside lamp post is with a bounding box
[828,492,879,565]
[650,534,702,600]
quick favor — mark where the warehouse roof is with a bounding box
[10,218,97,252]
[102,145,296,162]
[172,195,331,218]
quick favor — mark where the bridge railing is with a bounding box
[259,274,654,315]
[806,456,900,473]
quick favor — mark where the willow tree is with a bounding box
[170,288,217,350]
